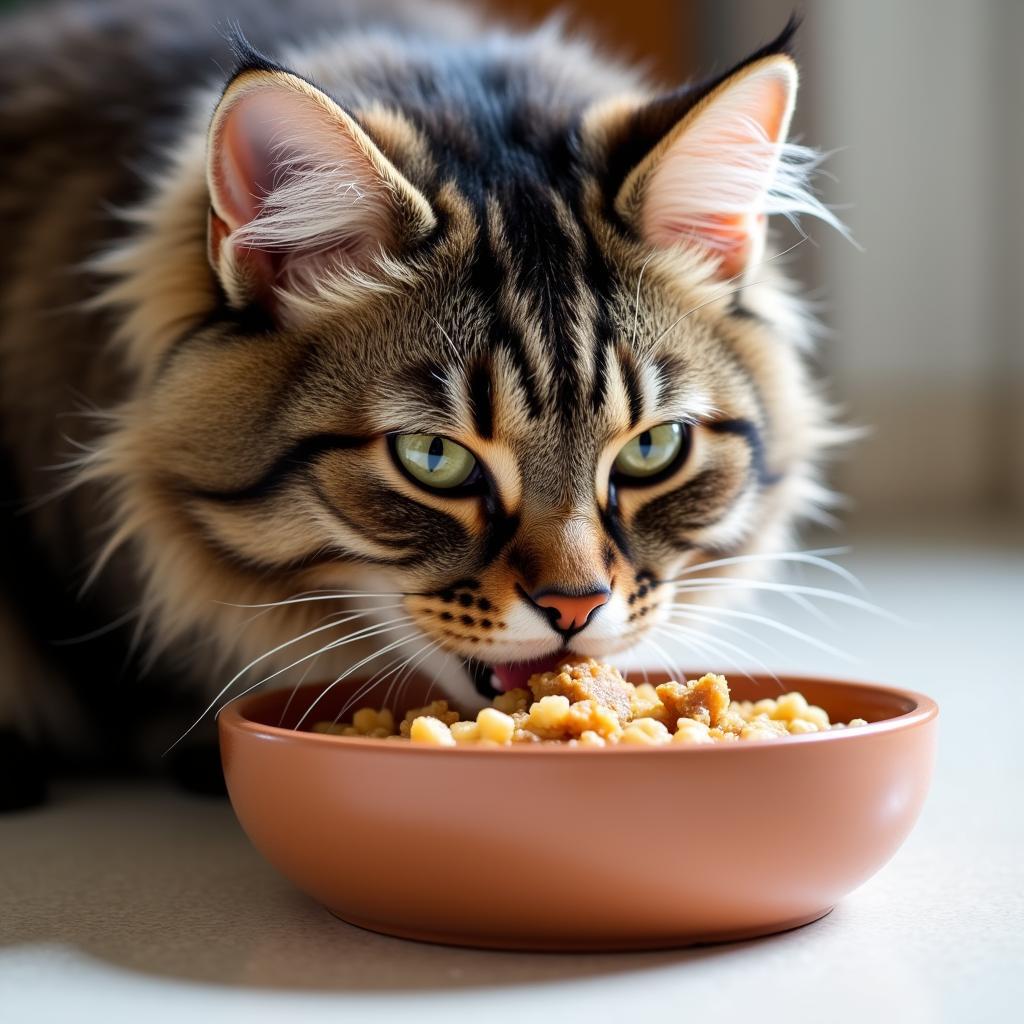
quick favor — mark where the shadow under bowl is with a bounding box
[218,672,938,951]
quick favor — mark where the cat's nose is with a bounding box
[529,588,610,635]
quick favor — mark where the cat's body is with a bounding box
[0,0,841,805]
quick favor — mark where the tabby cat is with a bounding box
[0,0,844,808]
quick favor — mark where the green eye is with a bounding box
[613,422,689,481]
[393,434,478,491]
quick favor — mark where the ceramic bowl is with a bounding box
[219,672,937,951]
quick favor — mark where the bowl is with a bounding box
[218,672,938,951]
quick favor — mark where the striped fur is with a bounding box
[0,0,845,759]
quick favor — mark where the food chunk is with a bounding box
[313,660,869,747]
[409,716,456,746]
[399,699,460,737]
[528,658,633,724]
[653,674,731,728]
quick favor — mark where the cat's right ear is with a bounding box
[206,66,436,319]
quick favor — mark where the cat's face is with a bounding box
[91,30,838,702]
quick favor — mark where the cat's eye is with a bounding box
[391,434,480,493]
[613,422,690,484]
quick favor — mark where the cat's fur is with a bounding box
[0,0,843,802]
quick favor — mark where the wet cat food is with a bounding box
[312,659,868,746]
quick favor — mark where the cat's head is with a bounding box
[89,22,843,704]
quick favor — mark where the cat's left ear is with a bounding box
[206,64,436,317]
[605,50,805,280]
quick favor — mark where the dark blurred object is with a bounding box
[503,0,696,81]
[0,731,48,811]
[166,742,228,798]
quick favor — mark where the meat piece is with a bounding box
[528,659,633,724]
[655,674,731,729]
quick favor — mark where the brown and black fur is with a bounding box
[0,0,841,808]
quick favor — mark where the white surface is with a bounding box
[2,521,1022,1023]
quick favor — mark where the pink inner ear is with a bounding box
[215,100,281,230]
[207,81,399,304]
[638,62,796,278]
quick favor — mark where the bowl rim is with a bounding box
[218,672,939,756]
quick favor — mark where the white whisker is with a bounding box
[639,632,687,682]
[337,636,440,723]
[276,652,319,728]
[220,590,404,609]
[379,637,445,722]
[294,632,424,730]
[652,623,779,687]
[649,237,809,350]
[663,607,780,657]
[630,250,658,348]
[666,546,864,592]
[51,607,138,646]
[216,621,419,730]
[165,611,411,753]
[667,578,902,620]
[425,312,462,365]
[666,601,857,662]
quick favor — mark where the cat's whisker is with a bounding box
[665,600,857,660]
[213,619,419,730]
[630,249,659,349]
[294,632,426,730]
[425,311,462,365]
[648,237,810,350]
[649,277,772,349]
[638,632,687,682]
[51,607,139,646]
[276,651,319,728]
[336,648,419,725]
[667,546,864,592]
[335,648,416,724]
[336,635,440,724]
[383,638,437,713]
[652,623,779,687]
[662,607,781,657]
[221,590,405,609]
[231,614,416,705]
[665,577,902,620]
[654,620,778,680]
[165,611,412,753]
[777,589,836,626]
[382,637,446,723]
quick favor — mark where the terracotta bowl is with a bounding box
[218,673,938,951]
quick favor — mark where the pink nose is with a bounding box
[532,590,610,633]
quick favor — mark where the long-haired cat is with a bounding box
[0,0,844,808]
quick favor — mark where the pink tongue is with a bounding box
[492,653,566,692]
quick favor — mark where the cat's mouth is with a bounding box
[467,653,568,698]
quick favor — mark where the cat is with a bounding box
[0,0,844,809]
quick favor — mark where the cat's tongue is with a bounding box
[491,653,566,692]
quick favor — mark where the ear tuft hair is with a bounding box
[205,67,436,321]
[221,25,285,79]
[604,17,845,280]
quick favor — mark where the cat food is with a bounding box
[312,659,868,746]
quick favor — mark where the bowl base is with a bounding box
[326,906,835,952]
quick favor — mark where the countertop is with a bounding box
[2,521,1022,1023]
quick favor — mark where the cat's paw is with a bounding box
[166,741,227,798]
[0,730,48,812]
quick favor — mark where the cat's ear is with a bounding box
[206,66,435,316]
[607,46,825,280]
